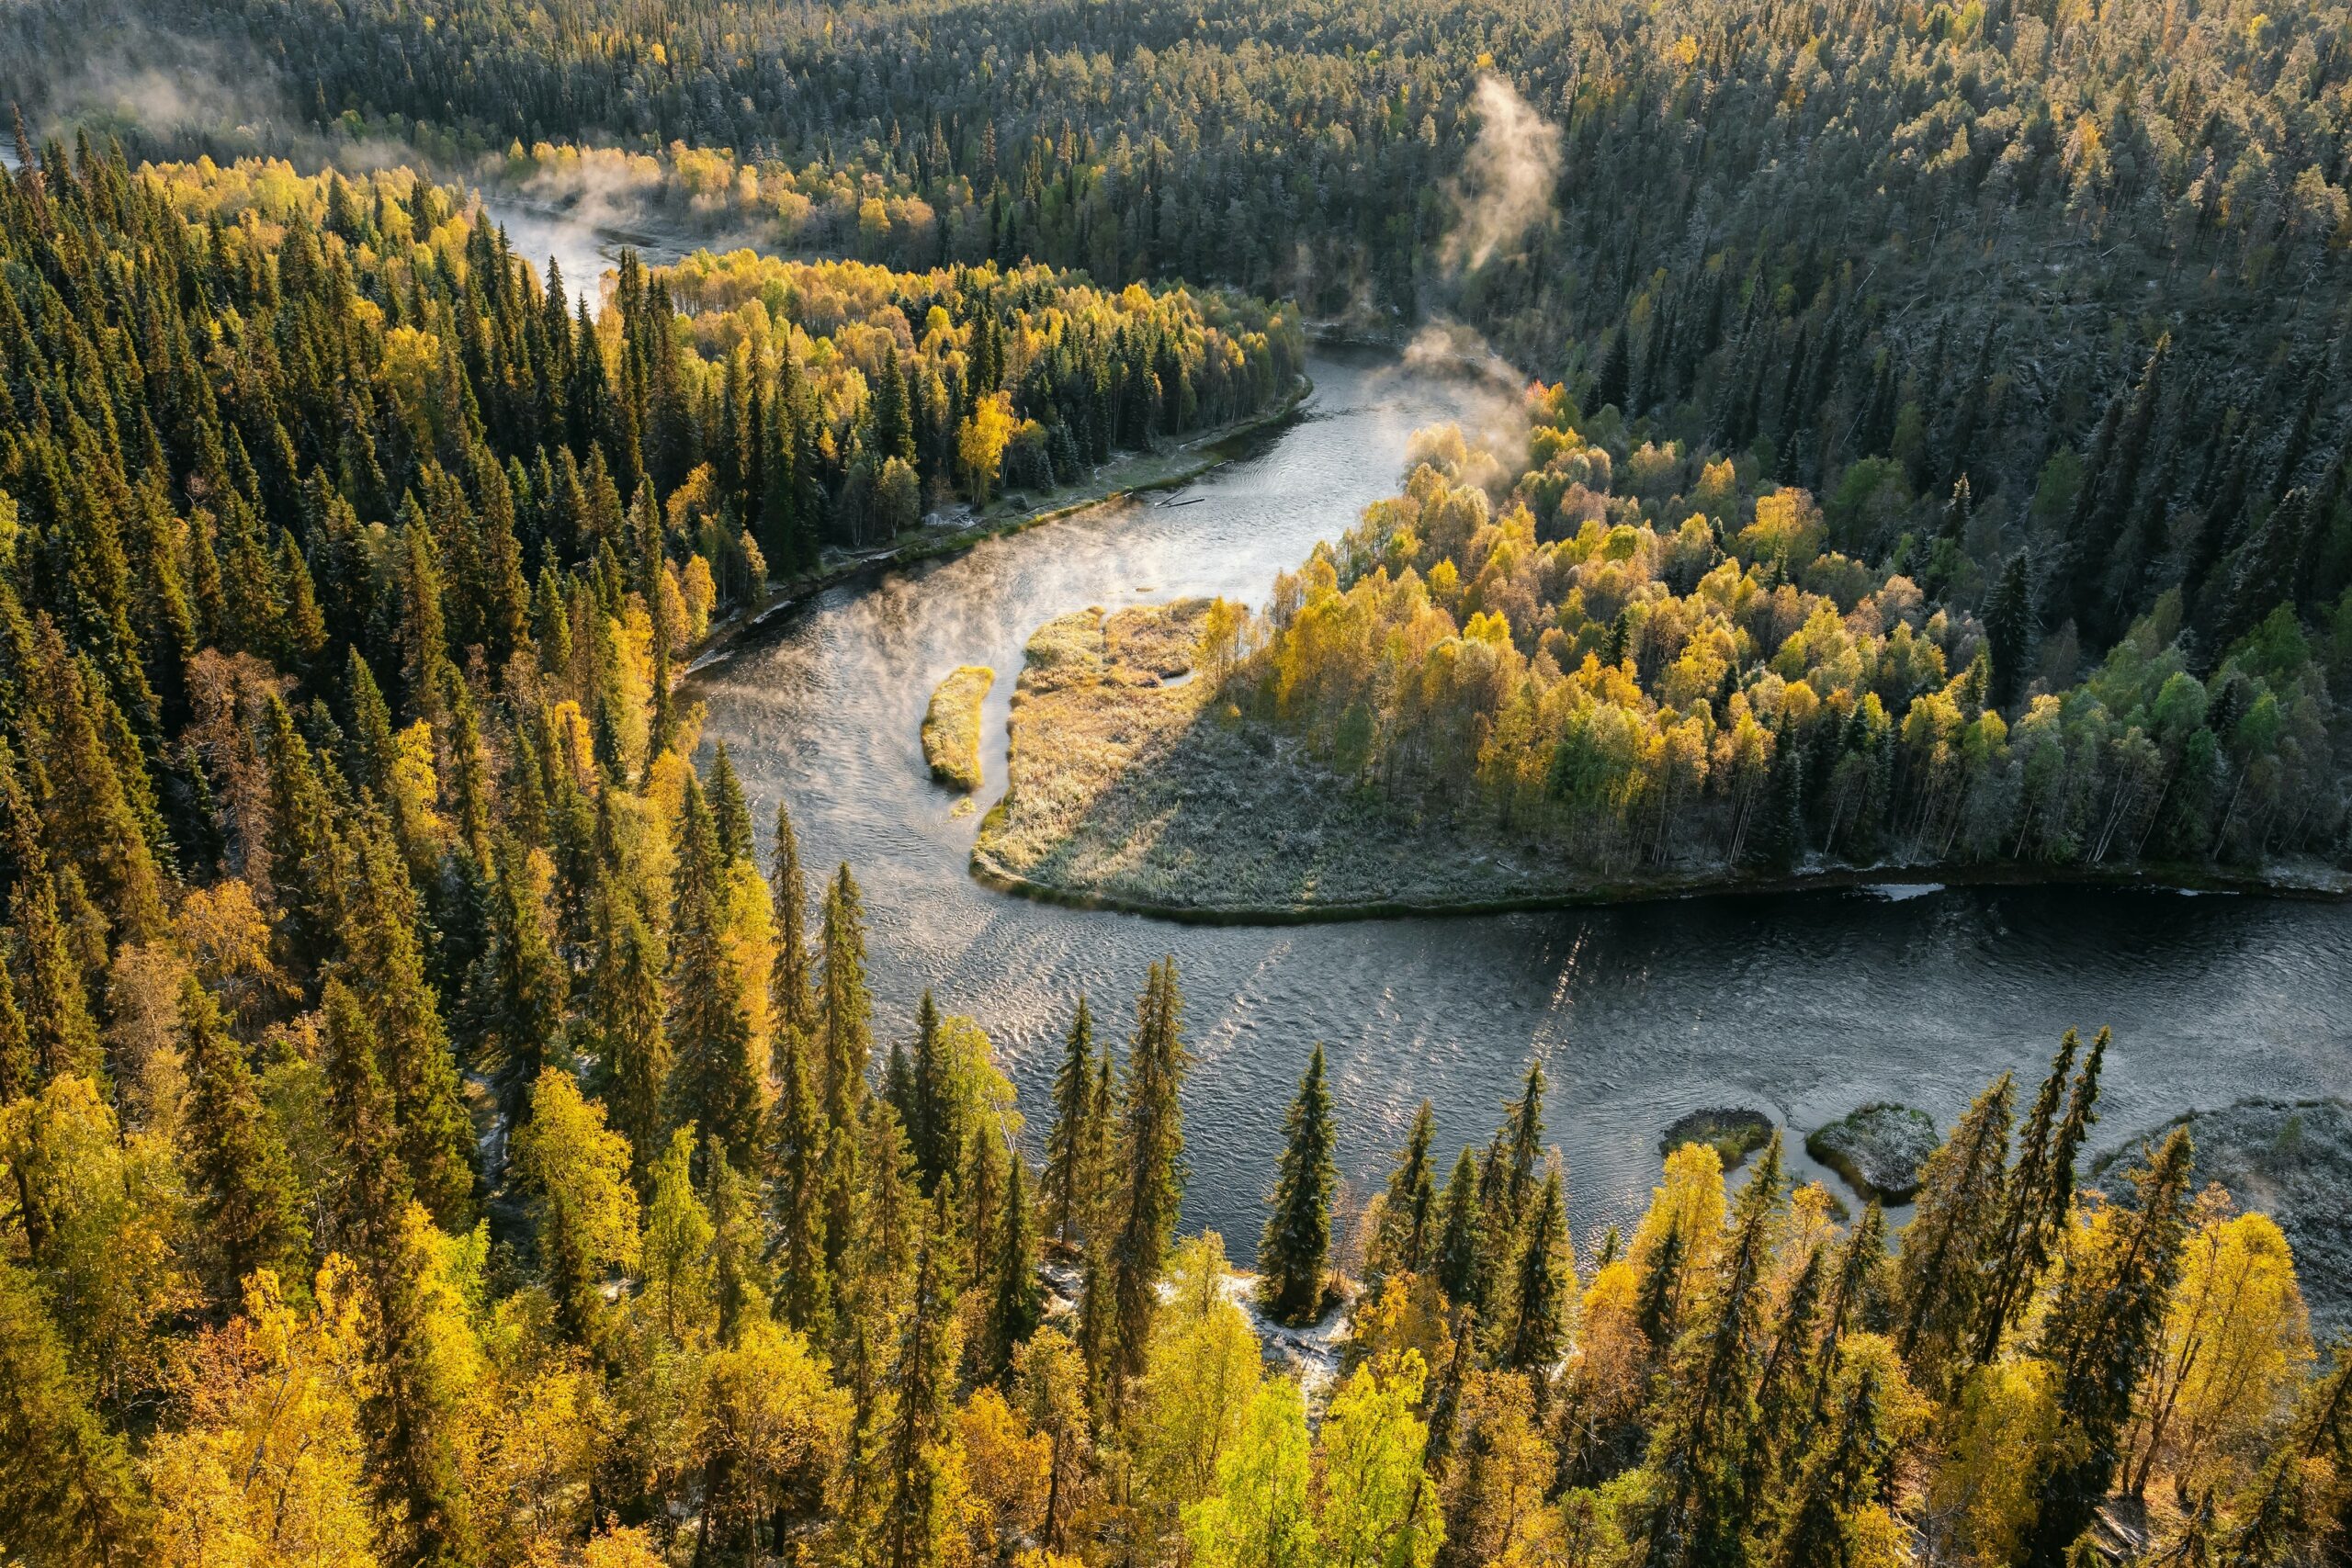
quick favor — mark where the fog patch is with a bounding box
[1439,74,1564,277]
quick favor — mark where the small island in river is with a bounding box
[922,665,994,791]
[975,601,1590,915]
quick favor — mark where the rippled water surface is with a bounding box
[684,349,2352,1257]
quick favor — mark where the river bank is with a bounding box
[972,602,2350,924]
[680,374,1311,682]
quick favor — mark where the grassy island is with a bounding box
[922,666,995,791]
[973,602,1582,913]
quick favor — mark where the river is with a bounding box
[678,348,2352,1257]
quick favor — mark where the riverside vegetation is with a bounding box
[983,386,2352,912]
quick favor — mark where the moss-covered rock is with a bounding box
[1807,1102,1938,1202]
[1660,1107,1775,1171]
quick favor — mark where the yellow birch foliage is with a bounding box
[2125,1205,2311,1500]
[147,1261,377,1568]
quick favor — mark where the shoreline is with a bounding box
[968,846,2350,928]
[678,372,1314,681]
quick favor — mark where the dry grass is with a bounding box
[922,665,994,792]
[974,604,1582,913]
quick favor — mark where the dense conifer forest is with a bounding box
[3,0,2352,1563]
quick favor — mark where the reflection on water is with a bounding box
[690,349,2352,1257]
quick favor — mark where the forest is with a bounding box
[2,0,2351,1562]
[1203,380,2346,880]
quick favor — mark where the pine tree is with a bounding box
[1370,1100,1440,1285]
[1259,1041,1338,1325]
[1042,992,1097,1247]
[179,976,308,1309]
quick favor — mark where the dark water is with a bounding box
[686,349,2352,1258]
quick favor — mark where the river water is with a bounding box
[678,348,2352,1258]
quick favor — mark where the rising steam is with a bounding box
[1439,74,1564,276]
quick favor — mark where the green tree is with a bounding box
[0,1259,151,1564]
[1186,1378,1316,1568]
[178,976,308,1310]
[1106,957,1190,1416]
[1041,992,1098,1247]
[1260,1042,1338,1325]
[666,775,763,1171]
[1369,1100,1440,1286]
[1893,1075,2014,1392]
[819,863,874,1129]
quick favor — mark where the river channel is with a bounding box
[675,348,2352,1257]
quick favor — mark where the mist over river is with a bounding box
[682,347,2352,1259]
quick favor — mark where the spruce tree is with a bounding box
[17,873,104,1085]
[1259,1041,1338,1325]
[819,863,874,1129]
[1892,1075,2013,1392]
[339,817,478,1232]
[666,774,763,1172]
[1370,1100,1440,1284]
[982,1151,1043,1384]
[883,1190,962,1568]
[590,898,670,1184]
[769,800,817,1043]
[1042,992,1097,1247]
[1106,957,1189,1415]
[1502,1164,1573,1382]
[1432,1145,1485,1306]
[1640,1134,1784,1568]
[2019,1127,2199,1568]
[1972,1028,2083,1366]
[769,1022,834,1340]
[179,976,308,1309]
[0,958,29,1103]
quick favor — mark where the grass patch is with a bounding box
[922,665,994,792]
[1661,1108,1776,1172]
